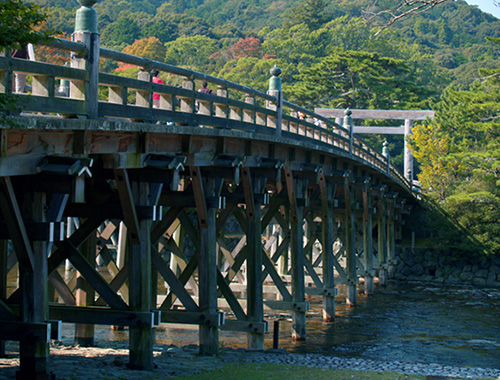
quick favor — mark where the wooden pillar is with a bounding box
[247,201,264,349]
[362,187,374,295]
[192,169,220,356]
[18,191,52,380]
[320,181,335,321]
[344,179,357,307]
[291,204,306,340]
[285,168,306,341]
[277,225,288,277]
[244,169,264,350]
[199,207,218,355]
[377,191,388,285]
[0,239,7,357]
[116,221,127,270]
[74,229,96,346]
[128,181,154,370]
[387,198,396,279]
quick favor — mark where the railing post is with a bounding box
[72,0,100,119]
[243,94,255,123]
[59,63,70,97]
[267,65,282,136]
[382,140,390,174]
[181,78,195,114]
[136,70,152,108]
[343,108,353,154]
[215,85,228,119]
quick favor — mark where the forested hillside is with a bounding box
[35,0,500,93]
[33,0,500,255]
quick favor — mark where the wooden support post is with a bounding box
[74,230,96,346]
[291,204,306,340]
[18,191,53,380]
[344,179,357,307]
[319,175,335,321]
[116,221,127,270]
[199,207,219,355]
[362,187,374,295]
[191,167,219,355]
[243,168,264,350]
[0,239,7,357]
[128,180,154,370]
[285,168,306,341]
[377,192,387,285]
[277,224,288,277]
[387,199,396,279]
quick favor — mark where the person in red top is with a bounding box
[152,70,164,108]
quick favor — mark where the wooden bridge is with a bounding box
[0,1,418,378]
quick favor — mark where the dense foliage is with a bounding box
[0,0,53,124]
[20,0,500,256]
[0,0,52,50]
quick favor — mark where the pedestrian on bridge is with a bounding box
[152,70,164,108]
[12,46,28,93]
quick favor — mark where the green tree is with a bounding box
[121,36,167,62]
[410,80,500,254]
[216,57,283,93]
[164,35,218,70]
[0,0,54,126]
[0,0,52,50]
[101,16,141,48]
[286,48,434,110]
[283,0,331,30]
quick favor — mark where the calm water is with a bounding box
[63,282,500,369]
[285,283,500,369]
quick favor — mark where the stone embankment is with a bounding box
[1,342,500,380]
[394,248,500,287]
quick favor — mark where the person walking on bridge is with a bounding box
[152,70,164,108]
[199,81,213,94]
[12,46,28,93]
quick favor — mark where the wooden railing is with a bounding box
[0,37,412,194]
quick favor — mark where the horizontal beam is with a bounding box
[315,108,435,120]
[230,283,337,297]
[49,305,157,328]
[220,320,268,334]
[160,310,224,327]
[0,221,65,241]
[0,321,52,343]
[304,287,338,297]
[264,300,310,313]
[353,126,405,135]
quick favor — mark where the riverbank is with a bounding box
[1,341,499,380]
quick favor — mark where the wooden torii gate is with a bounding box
[315,109,435,183]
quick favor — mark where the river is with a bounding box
[61,282,500,370]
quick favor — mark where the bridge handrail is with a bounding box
[0,36,412,194]
[100,47,276,102]
[44,38,88,57]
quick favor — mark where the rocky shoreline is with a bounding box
[394,248,500,288]
[1,341,499,380]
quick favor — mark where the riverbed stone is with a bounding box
[473,277,487,286]
[413,263,425,276]
[476,269,488,278]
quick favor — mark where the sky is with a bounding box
[465,0,500,18]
